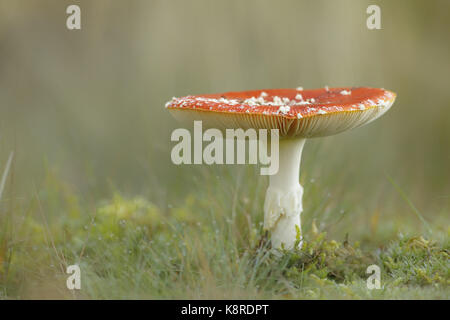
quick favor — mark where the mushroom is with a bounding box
[166,87,396,250]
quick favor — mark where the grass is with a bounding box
[0,164,448,299]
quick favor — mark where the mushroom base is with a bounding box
[264,185,303,249]
[263,138,306,250]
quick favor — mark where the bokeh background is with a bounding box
[0,0,449,298]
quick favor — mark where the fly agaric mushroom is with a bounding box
[166,87,396,250]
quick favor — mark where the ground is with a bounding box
[0,166,448,299]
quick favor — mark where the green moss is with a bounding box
[272,229,449,298]
[283,232,375,284]
[380,236,449,286]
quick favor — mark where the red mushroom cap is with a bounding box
[166,87,396,138]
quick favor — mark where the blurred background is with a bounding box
[0,0,449,248]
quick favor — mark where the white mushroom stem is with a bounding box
[264,138,306,250]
